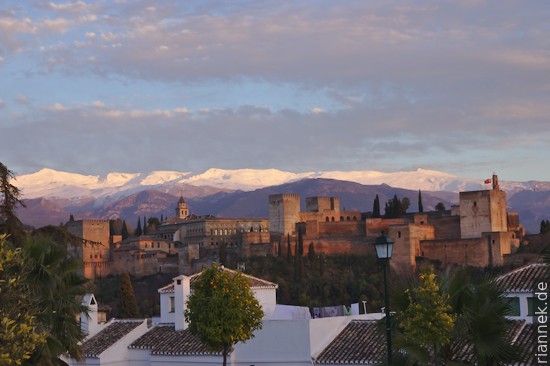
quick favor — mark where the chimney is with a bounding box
[81,293,100,337]
[173,275,191,331]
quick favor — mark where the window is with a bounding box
[507,297,520,316]
[169,296,175,313]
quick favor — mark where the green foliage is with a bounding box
[373,194,381,218]
[147,217,159,231]
[447,271,521,365]
[0,162,26,246]
[117,273,140,318]
[397,271,454,363]
[245,254,384,312]
[435,202,446,211]
[185,264,263,366]
[0,235,46,365]
[23,235,89,365]
[393,269,522,365]
[384,195,410,218]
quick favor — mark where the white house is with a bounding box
[67,267,385,366]
[496,262,548,323]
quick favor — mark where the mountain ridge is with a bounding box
[15,167,550,200]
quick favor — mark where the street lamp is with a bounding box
[374,233,393,366]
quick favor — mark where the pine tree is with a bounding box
[418,190,424,213]
[117,272,140,318]
[143,216,147,235]
[373,194,381,218]
[134,217,142,236]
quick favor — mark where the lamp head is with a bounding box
[374,232,393,260]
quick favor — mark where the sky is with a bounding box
[1,0,549,182]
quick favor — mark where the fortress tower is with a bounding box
[269,194,300,237]
[459,174,507,239]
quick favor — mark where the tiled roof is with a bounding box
[496,263,549,292]
[508,322,537,366]
[158,267,278,294]
[129,324,221,356]
[314,320,385,365]
[81,320,144,358]
[315,319,537,365]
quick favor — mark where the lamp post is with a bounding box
[374,233,393,366]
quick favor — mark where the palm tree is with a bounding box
[445,271,522,366]
[23,235,88,365]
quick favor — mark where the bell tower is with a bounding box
[176,195,189,219]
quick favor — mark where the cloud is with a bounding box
[0,1,549,181]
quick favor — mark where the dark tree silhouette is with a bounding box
[373,194,381,218]
[418,190,424,213]
[117,272,140,318]
[0,162,26,246]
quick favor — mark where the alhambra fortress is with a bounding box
[66,174,524,280]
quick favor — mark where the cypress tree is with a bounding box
[418,190,424,213]
[117,272,140,318]
[373,194,381,218]
[134,217,142,236]
[286,233,291,262]
[121,220,129,240]
[143,216,147,235]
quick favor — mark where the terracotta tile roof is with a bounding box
[496,263,549,292]
[81,320,144,358]
[129,324,221,356]
[314,320,386,365]
[158,267,278,294]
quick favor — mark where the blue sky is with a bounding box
[1,0,549,181]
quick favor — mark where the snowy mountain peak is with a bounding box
[14,167,543,200]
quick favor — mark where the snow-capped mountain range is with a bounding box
[14,167,549,200]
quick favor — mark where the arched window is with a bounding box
[346,216,351,221]
[326,217,329,222]
[340,216,344,221]
[331,217,335,222]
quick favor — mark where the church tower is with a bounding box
[176,195,189,219]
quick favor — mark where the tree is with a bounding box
[286,233,291,262]
[121,220,129,240]
[373,194,381,218]
[147,217,159,232]
[0,235,46,365]
[394,270,521,365]
[308,242,315,262]
[418,190,424,213]
[143,216,147,235]
[219,241,227,266]
[0,162,26,246]
[185,264,264,366]
[134,217,142,236]
[435,202,446,212]
[384,195,410,218]
[117,272,140,318]
[397,271,454,364]
[23,234,89,365]
[541,219,550,234]
[447,271,520,365]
